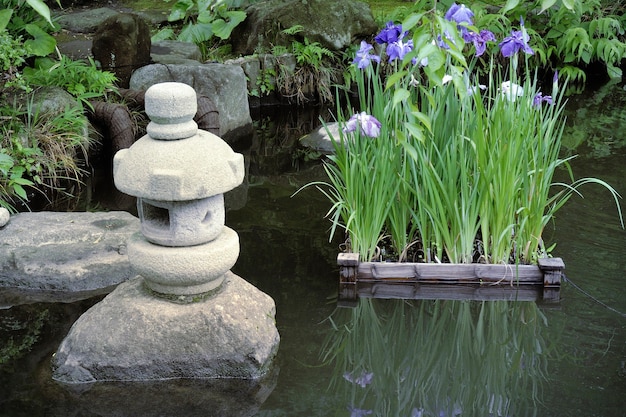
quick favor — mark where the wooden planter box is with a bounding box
[338,253,563,305]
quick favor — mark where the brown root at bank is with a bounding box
[337,253,563,306]
[87,89,220,156]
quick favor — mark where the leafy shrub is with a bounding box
[0,0,57,58]
[23,56,117,107]
[0,0,117,211]
[0,96,93,212]
[0,29,28,90]
[152,0,246,60]
[494,0,625,86]
[372,0,626,88]
[267,25,341,104]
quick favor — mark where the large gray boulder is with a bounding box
[52,272,280,383]
[231,0,378,55]
[0,211,138,305]
[130,64,253,141]
[92,13,152,88]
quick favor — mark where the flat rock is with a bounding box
[150,40,203,64]
[55,7,120,33]
[300,122,342,154]
[0,211,139,305]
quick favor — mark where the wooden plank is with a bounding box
[357,262,543,284]
[538,257,564,286]
[337,253,563,304]
[337,252,359,267]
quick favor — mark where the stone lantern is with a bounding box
[51,82,279,384]
[113,82,243,298]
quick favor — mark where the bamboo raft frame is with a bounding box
[338,253,563,305]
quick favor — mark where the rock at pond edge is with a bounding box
[51,272,280,383]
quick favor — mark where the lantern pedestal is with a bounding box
[52,272,279,383]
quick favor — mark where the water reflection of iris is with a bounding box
[322,299,553,417]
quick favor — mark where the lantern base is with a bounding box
[52,272,280,383]
[127,227,239,296]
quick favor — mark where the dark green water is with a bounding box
[0,83,625,416]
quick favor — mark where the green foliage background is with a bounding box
[364,0,626,87]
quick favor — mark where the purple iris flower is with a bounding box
[463,29,496,57]
[499,20,534,57]
[353,41,381,69]
[375,21,406,44]
[445,3,474,25]
[344,112,382,138]
[533,92,554,107]
[387,38,414,62]
[458,26,472,41]
[437,31,455,50]
[347,406,373,417]
[343,370,375,387]
[552,70,559,92]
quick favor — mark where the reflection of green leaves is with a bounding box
[562,82,626,156]
[0,308,49,365]
[323,299,551,417]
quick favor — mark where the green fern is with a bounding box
[588,17,623,40]
[558,64,587,84]
[558,27,593,63]
[271,44,290,56]
[292,38,334,69]
[490,0,626,83]
[281,24,304,36]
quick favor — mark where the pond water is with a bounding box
[1,81,625,416]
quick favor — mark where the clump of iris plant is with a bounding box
[311,2,622,267]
